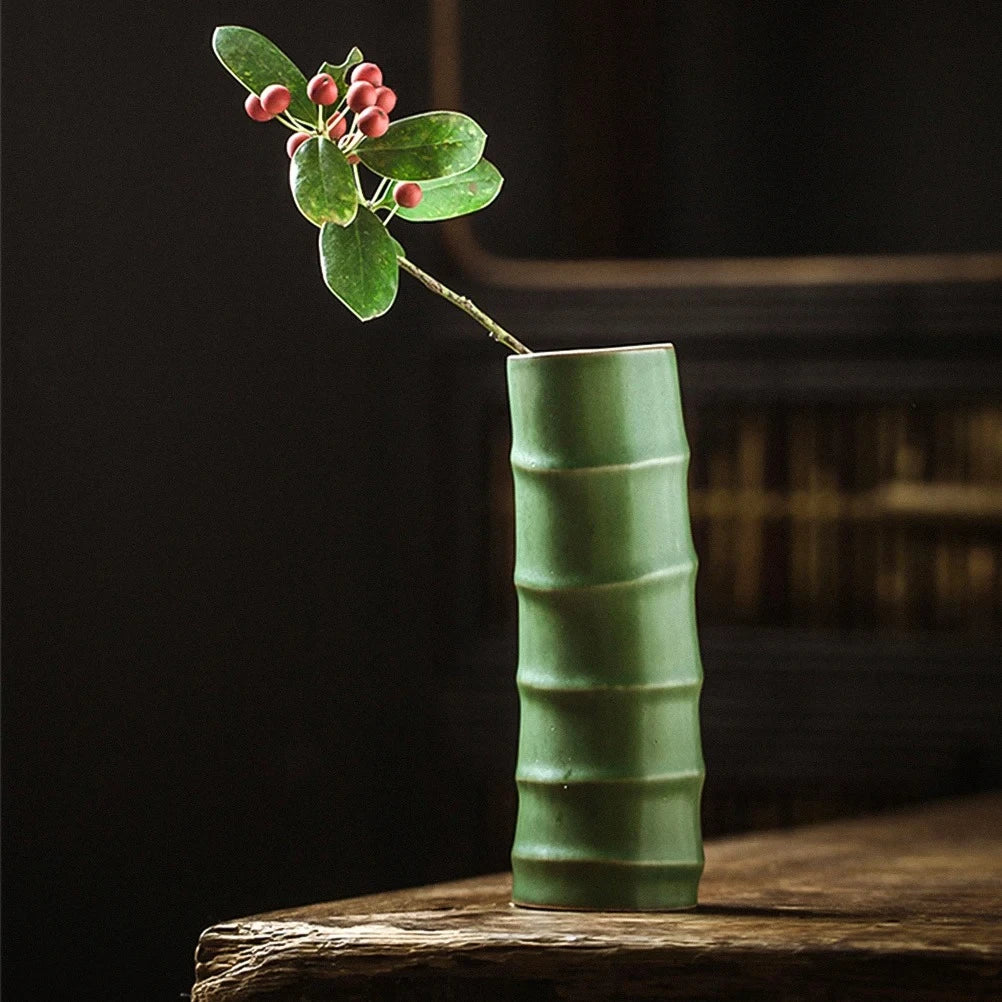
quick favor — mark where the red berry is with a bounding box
[393,182,422,208]
[346,81,377,113]
[286,132,311,158]
[307,73,338,105]
[351,62,383,87]
[373,86,397,113]
[326,114,347,140]
[357,106,389,138]
[244,93,274,122]
[347,153,360,165]
[260,84,292,116]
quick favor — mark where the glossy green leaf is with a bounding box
[389,235,406,259]
[317,48,364,107]
[319,209,399,321]
[356,112,486,181]
[290,137,357,227]
[212,26,314,124]
[378,159,503,221]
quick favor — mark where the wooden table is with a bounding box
[193,793,1002,1000]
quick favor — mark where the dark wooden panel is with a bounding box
[432,627,1002,867]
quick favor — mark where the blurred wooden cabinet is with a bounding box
[420,0,1002,874]
[424,281,1002,875]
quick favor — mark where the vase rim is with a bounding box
[509,342,675,363]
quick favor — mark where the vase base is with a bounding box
[511,857,702,912]
[511,897,699,913]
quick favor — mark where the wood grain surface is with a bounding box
[192,793,1002,1001]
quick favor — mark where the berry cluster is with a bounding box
[243,61,422,209]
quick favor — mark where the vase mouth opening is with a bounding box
[509,343,675,363]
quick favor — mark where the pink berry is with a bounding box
[347,153,360,165]
[326,114,347,140]
[260,84,291,116]
[393,182,422,208]
[346,81,377,113]
[286,132,311,158]
[307,73,338,105]
[351,62,383,87]
[244,93,274,122]
[373,86,397,113]
[357,106,389,138]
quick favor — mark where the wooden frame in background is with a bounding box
[429,0,1002,290]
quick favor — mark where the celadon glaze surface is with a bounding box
[507,344,704,910]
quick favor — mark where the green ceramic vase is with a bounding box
[507,344,705,911]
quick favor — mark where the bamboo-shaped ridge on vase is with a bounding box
[507,344,705,911]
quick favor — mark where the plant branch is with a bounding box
[274,114,303,133]
[371,177,391,206]
[397,256,531,355]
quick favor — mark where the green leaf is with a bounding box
[319,209,399,321]
[356,112,486,181]
[389,235,406,259]
[318,48,364,107]
[290,137,358,227]
[378,159,503,221]
[212,26,314,124]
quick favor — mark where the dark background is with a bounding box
[463,0,1002,259]
[4,3,457,998]
[3,3,1001,1000]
